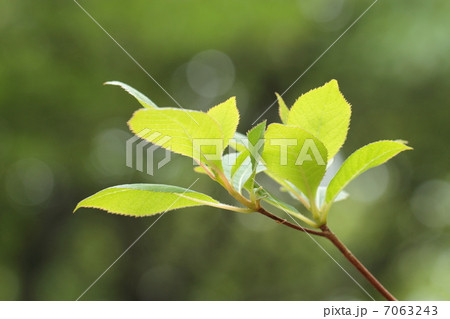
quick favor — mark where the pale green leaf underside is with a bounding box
[74,184,220,217]
[231,150,250,177]
[230,132,248,152]
[316,186,348,208]
[207,97,239,148]
[262,123,328,200]
[264,170,309,203]
[326,140,412,203]
[222,153,253,191]
[287,79,351,160]
[276,93,289,124]
[105,81,158,108]
[128,108,223,162]
[266,171,348,209]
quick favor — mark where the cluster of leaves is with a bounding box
[75,80,411,229]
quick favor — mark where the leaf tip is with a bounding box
[275,93,289,124]
[328,78,339,86]
[73,202,83,214]
[323,79,340,91]
[394,139,413,150]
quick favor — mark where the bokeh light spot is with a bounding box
[186,50,235,98]
[5,158,54,206]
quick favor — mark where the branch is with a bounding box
[203,160,396,300]
[320,225,397,301]
[256,207,327,237]
[256,206,397,301]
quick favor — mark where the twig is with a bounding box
[320,225,397,301]
[206,163,397,300]
[256,207,327,237]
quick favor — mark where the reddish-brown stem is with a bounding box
[205,164,396,300]
[256,207,327,237]
[319,225,397,301]
[256,207,397,301]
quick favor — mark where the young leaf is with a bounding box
[233,158,254,192]
[128,108,224,163]
[247,121,266,171]
[325,140,412,204]
[276,93,289,124]
[231,150,250,177]
[247,121,266,148]
[105,81,158,108]
[222,152,239,181]
[287,80,351,160]
[207,97,239,148]
[229,132,248,152]
[74,184,221,217]
[265,170,309,203]
[193,165,208,175]
[256,188,318,227]
[262,123,328,201]
[222,153,253,192]
[316,186,348,209]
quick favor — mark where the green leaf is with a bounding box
[128,108,224,163]
[276,93,289,124]
[246,121,266,171]
[229,132,248,152]
[243,160,266,191]
[255,188,317,227]
[105,81,158,108]
[316,186,348,209]
[207,97,239,148]
[325,140,412,204]
[233,158,254,192]
[262,123,328,200]
[193,165,216,178]
[231,150,250,177]
[265,170,309,202]
[247,121,266,148]
[222,152,253,192]
[265,170,346,212]
[221,150,266,193]
[193,166,208,175]
[222,152,239,180]
[287,79,351,160]
[74,184,221,217]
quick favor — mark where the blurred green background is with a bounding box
[1,0,449,301]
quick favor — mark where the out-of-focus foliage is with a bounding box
[1,0,450,300]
